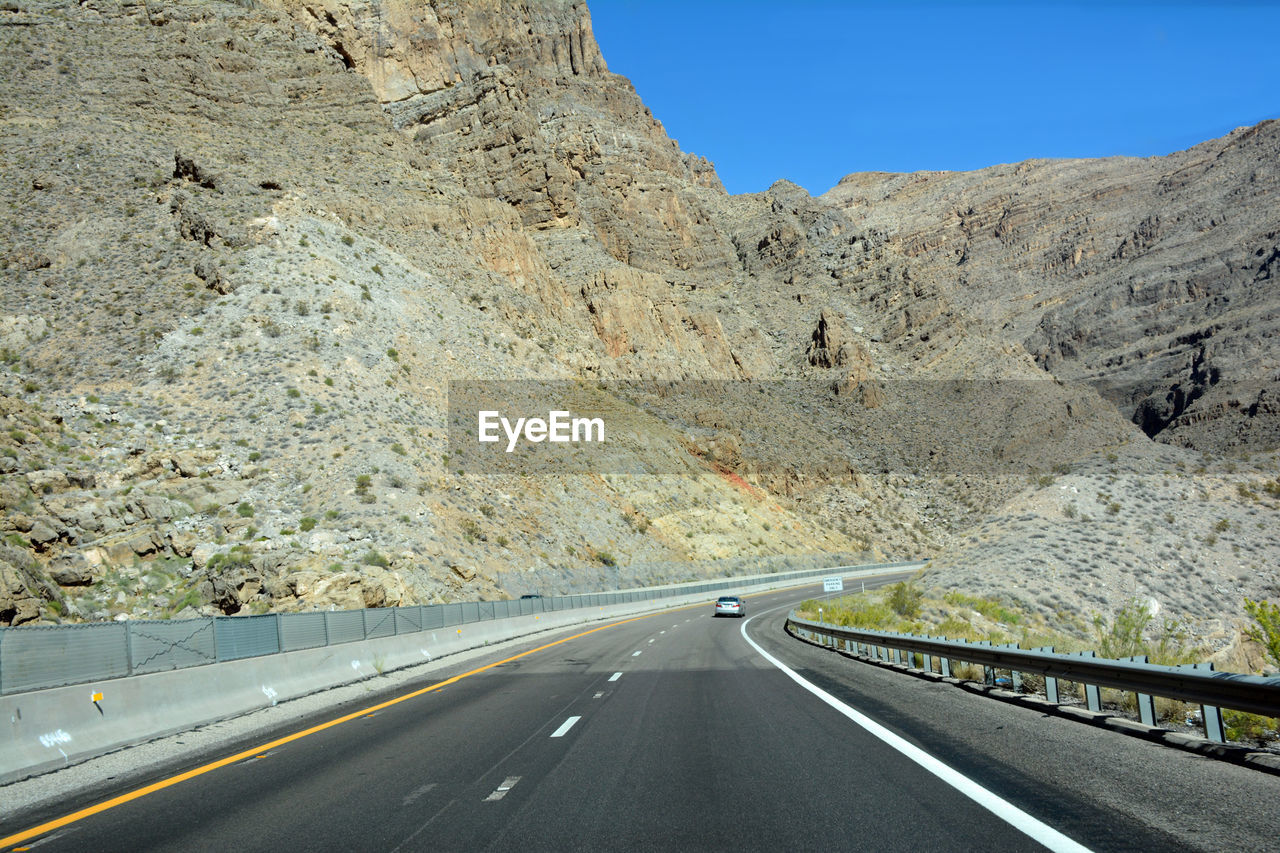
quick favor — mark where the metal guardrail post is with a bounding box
[1075,650,1102,711]
[1036,647,1058,703]
[1126,655,1157,725]
[978,640,994,686]
[921,636,933,675]
[1000,644,1023,692]
[1181,663,1225,742]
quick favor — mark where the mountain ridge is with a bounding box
[0,0,1276,667]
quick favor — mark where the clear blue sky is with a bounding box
[589,1,1280,195]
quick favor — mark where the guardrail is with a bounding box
[0,561,924,696]
[787,613,1280,742]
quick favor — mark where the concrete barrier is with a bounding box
[1,564,916,783]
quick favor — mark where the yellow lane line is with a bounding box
[0,613,655,850]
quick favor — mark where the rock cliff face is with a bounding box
[822,122,1280,451]
[1,0,1277,648]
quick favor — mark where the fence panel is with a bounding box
[128,618,216,674]
[0,622,130,693]
[280,612,328,652]
[325,610,364,646]
[441,603,463,627]
[459,602,480,624]
[364,609,395,640]
[396,606,424,634]
[214,615,280,662]
[478,602,496,621]
[421,604,445,630]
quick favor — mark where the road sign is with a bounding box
[823,577,844,592]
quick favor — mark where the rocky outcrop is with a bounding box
[823,121,1280,450]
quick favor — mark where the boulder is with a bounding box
[48,552,93,586]
[167,529,200,557]
[0,548,50,626]
[0,477,32,510]
[25,469,70,494]
[66,471,96,489]
[27,518,59,549]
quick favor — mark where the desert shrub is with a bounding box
[1244,598,1280,668]
[206,546,252,572]
[1093,599,1198,665]
[800,596,896,630]
[944,591,1022,625]
[1093,599,1150,659]
[360,549,389,568]
[1224,710,1278,745]
[459,518,482,543]
[887,581,923,618]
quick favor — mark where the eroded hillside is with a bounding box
[1,0,1276,661]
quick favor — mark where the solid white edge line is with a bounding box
[738,615,1094,853]
[609,672,622,681]
[550,715,582,738]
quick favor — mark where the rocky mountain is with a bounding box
[1,0,1276,663]
[823,123,1280,451]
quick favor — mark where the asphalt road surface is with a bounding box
[3,572,1278,852]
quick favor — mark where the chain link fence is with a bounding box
[0,561,921,696]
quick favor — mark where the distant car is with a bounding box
[714,595,745,617]
[520,594,542,599]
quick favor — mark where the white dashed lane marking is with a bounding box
[402,783,437,807]
[484,777,521,802]
[550,716,581,738]
[608,672,622,682]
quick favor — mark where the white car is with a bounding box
[714,596,745,617]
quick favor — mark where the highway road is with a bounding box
[3,571,1278,852]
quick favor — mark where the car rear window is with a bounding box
[718,597,739,603]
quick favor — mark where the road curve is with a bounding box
[2,572,1276,852]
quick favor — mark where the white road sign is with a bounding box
[823,576,844,592]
